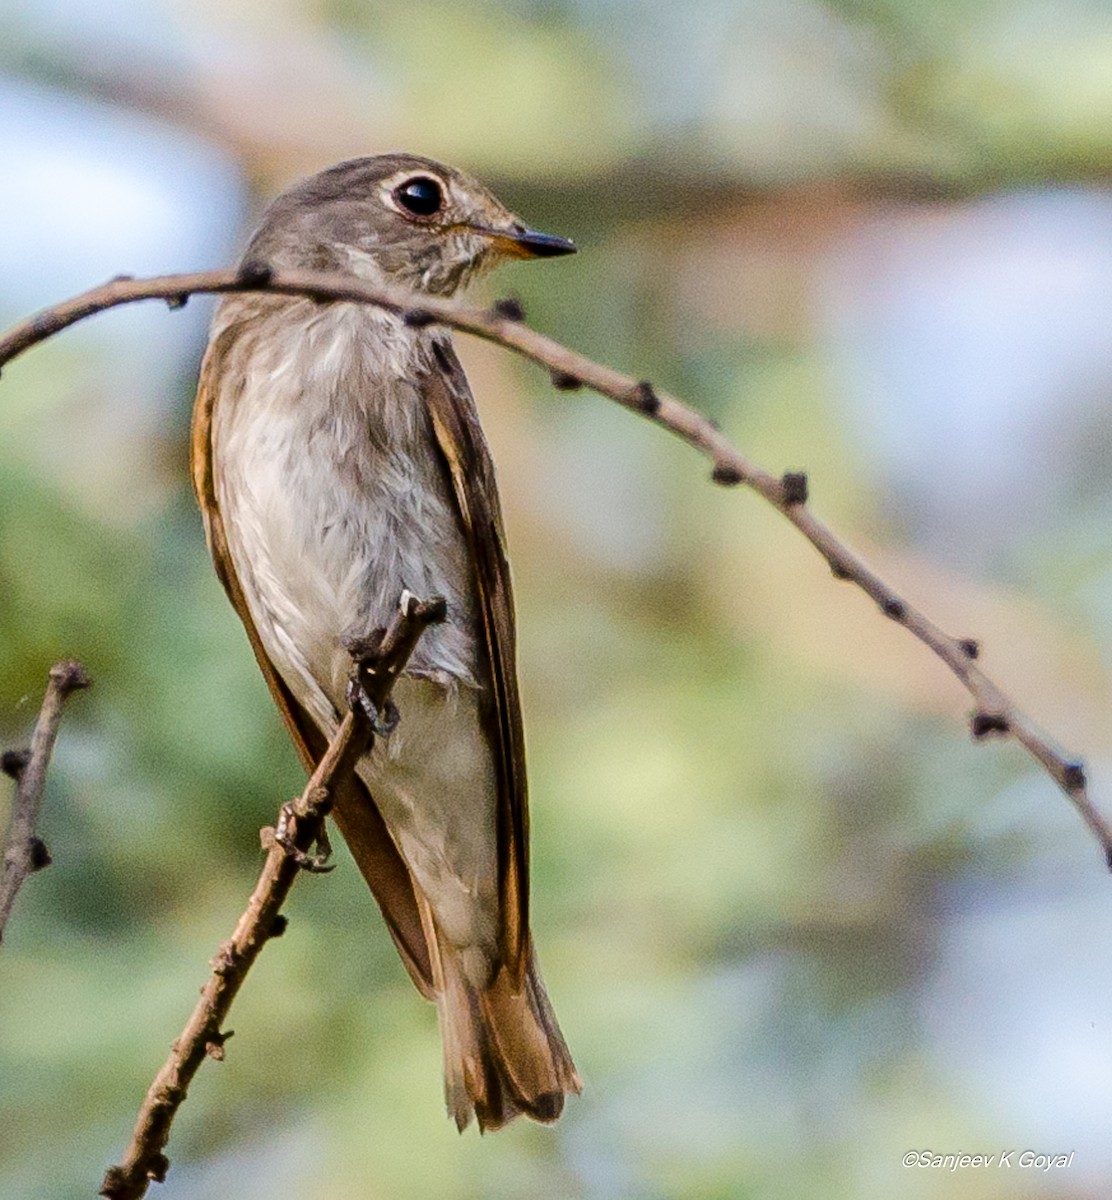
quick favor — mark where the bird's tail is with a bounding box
[418,897,581,1131]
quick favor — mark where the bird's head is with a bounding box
[244,153,576,296]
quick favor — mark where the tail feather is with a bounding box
[419,896,580,1131]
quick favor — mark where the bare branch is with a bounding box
[0,660,91,944]
[1,268,1109,867]
[99,594,445,1200]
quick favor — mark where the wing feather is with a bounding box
[419,340,528,983]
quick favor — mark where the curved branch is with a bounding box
[1,267,1109,865]
[99,594,445,1200]
[0,660,91,944]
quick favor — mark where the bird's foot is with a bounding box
[342,624,404,736]
[344,674,400,736]
[274,799,335,873]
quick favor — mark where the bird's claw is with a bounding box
[345,675,400,736]
[371,697,400,736]
[274,800,335,873]
[343,621,405,736]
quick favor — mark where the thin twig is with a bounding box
[99,594,445,1200]
[1,268,1109,865]
[0,660,90,944]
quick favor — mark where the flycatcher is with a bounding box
[191,154,580,1130]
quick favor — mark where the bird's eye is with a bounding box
[393,176,444,218]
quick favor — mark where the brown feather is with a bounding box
[419,339,529,984]
[411,338,579,1129]
[416,892,580,1132]
[192,294,577,1130]
[191,336,433,994]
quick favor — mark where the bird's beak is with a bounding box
[470,223,577,260]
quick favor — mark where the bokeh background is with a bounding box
[4,1,1112,1197]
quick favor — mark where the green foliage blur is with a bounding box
[4,2,1112,1198]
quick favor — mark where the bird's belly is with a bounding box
[213,341,499,959]
[358,675,498,964]
[217,367,480,721]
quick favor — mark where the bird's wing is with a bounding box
[190,326,434,996]
[419,338,528,983]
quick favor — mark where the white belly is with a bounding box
[211,303,499,960]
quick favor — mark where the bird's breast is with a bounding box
[212,301,481,727]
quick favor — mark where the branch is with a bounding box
[1,267,1109,866]
[0,659,90,944]
[99,593,445,1200]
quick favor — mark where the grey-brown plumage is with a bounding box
[191,154,580,1129]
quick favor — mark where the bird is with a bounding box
[190,153,581,1131]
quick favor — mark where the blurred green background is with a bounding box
[4,1,1112,1197]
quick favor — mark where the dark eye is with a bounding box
[394,176,443,217]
